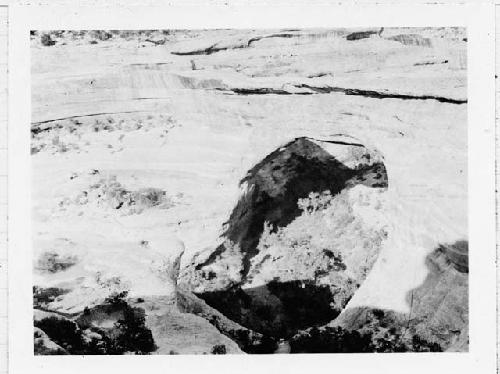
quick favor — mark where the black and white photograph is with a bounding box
[29,26,470,355]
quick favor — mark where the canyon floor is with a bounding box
[31,28,468,354]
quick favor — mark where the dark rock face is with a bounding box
[175,288,267,352]
[436,240,468,273]
[406,240,468,351]
[183,137,389,349]
[346,30,378,41]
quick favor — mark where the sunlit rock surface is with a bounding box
[31,28,467,353]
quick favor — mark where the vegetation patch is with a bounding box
[35,251,78,274]
[34,292,157,355]
[197,279,339,340]
[290,325,441,353]
[33,286,71,307]
[58,173,174,215]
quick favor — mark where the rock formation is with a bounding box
[31,28,467,354]
[180,136,389,342]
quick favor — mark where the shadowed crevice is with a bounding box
[171,33,302,56]
[197,280,339,340]
[213,84,466,104]
[293,84,466,104]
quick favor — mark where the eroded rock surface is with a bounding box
[180,137,389,340]
[32,28,467,353]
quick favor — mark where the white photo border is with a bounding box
[8,2,496,374]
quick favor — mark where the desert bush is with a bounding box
[370,332,442,352]
[33,286,69,306]
[297,190,333,214]
[104,290,129,306]
[410,335,442,352]
[132,188,169,208]
[41,33,56,46]
[289,324,442,353]
[34,310,156,355]
[115,30,135,40]
[89,30,113,41]
[187,301,205,315]
[245,335,278,354]
[67,175,172,214]
[61,292,157,355]
[102,291,157,354]
[35,251,78,273]
[290,326,373,353]
[34,317,87,354]
[211,344,227,354]
[110,307,157,354]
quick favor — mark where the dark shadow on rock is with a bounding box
[186,136,388,353]
[404,239,468,351]
[434,239,468,273]
[176,287,270,352]
[195,137,388,279]
[346,30,378,41]
[197,279,339,340]
[289,308,442,353]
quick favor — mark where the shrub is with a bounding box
[33,286,69,306]
[110,307,156,354]
[410,335,442,352]
[290,326,373,353]
[35,251,78,273]
[41,33,56,46]
[246,335,277,354]
[297,190,333,214]
[289,324,443,353]
[34,317,86,353]
[211,344,227,354]
[89,30,112,41]
[35,292,158,355]
[105,290,129,306]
